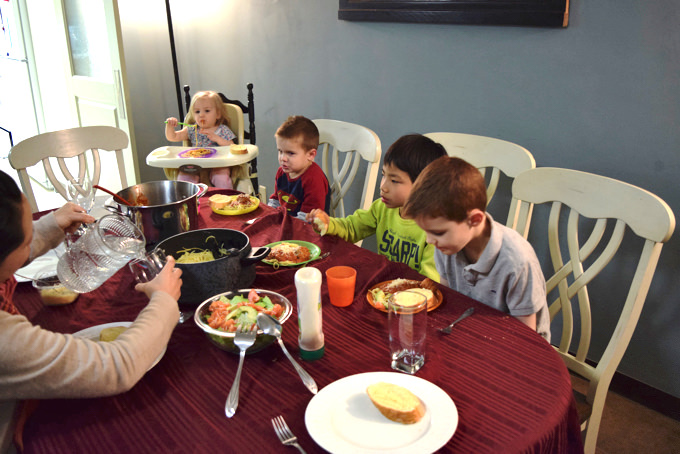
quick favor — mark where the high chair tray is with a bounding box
[146,145,258,169]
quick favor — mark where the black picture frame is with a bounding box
[338,0,570,27]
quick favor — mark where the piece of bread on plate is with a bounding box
[366,382,426,424]
[407,288,434,307]
[209,194,231,210]
[99,326,128,342]
[230,144,248,155]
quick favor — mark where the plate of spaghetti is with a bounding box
[209,193,260,215]
[178,147,217,158]
[262,240,320,268]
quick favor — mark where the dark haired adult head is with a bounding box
[383,134,447,183]
[0,171,26,265]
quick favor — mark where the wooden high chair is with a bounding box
[162,84,259,196]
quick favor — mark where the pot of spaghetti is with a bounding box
[106,180,208,249]
[154,228,270,305]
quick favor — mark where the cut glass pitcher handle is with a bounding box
[64,221,92,247]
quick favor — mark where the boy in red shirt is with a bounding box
[268,116,330,220]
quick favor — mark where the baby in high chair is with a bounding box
[165,90,247,189]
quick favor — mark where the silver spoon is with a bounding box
[438,307,475,334]
[257,313,318,394]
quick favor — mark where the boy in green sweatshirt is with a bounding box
[307,134,446,281]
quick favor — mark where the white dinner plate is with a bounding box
[73,322,166,370]
[15,251,60,282]
[305,372,457,453]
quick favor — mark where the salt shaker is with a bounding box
[295,267,325,360]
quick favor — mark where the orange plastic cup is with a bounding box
[325,266,357,307]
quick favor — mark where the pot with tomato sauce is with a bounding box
[106,180,208,249]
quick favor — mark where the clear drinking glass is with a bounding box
[128,249,167,283]
[129,249,193,324]
[67,176,95,214]
[388,290,428,374]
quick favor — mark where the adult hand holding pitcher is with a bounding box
[388,290,428,374]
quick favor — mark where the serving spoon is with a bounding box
[93,185,133,206]
[257,313,318,394]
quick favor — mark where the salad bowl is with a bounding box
[194,288,293,354]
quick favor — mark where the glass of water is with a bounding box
[388,290,428,374]
[128,248,167,283]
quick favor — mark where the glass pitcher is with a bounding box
[57,214,146,293]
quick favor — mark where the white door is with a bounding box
[55,0,137,189]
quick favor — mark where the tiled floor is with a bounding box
[573,376,680,453]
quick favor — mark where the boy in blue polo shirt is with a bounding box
[403,156,550,341]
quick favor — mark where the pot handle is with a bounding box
[196,183,209,199]
[241,247,271,265]
[104,198,122,214]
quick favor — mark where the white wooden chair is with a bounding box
[510,167,675,454]
[424,132,535,227]
[8,126,130,213]
[313,119,382,218]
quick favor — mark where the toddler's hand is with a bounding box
[307,209,329,236]
[166,117,178,128]
[135,256,182,301]
[199,128,217,142]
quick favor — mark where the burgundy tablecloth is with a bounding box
[15,195,583,453]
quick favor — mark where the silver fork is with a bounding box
[272,415,306,453]
[225,324,258,418]
[438,307,475,334]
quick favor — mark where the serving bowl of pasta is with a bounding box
[154,228,270,305]
[194,288,293,354]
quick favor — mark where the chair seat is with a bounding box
[573,389,593,424]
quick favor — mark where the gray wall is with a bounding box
[119,1,680,398]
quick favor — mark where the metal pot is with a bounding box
[154,228,270,305]
[106,181,208,249]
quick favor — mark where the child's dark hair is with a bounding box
[275,116,319,151]
[383,134,447,183]
[0,171,25,264]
